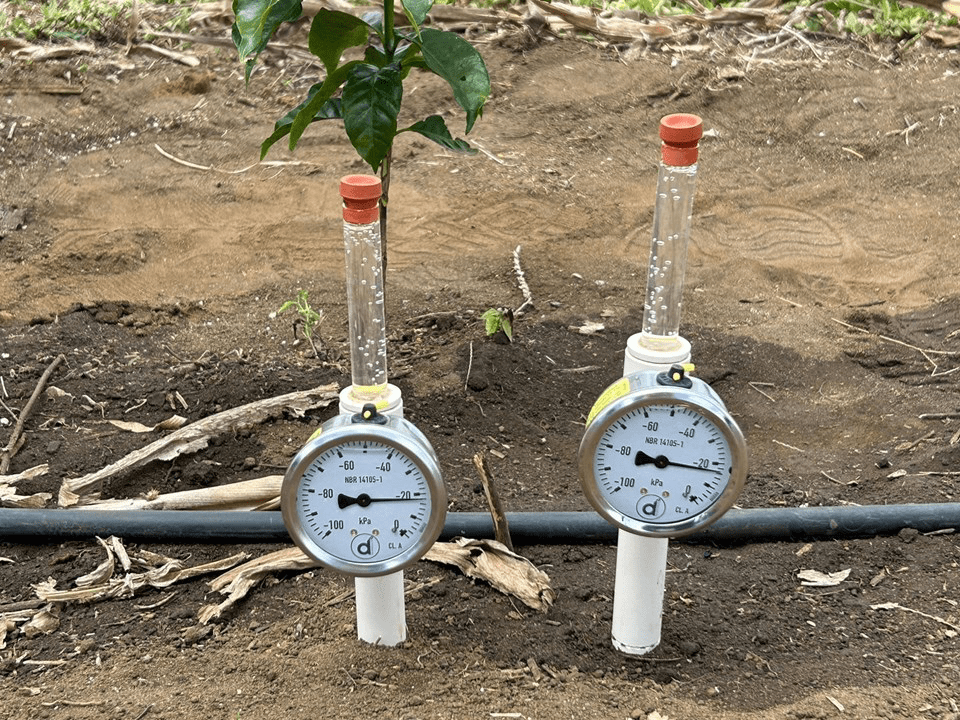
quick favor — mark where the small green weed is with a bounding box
[0,0,194,41]
[151,1,192,35]
[429,0,953,38]
[1,0,128,40]
[789,0,942,36]
[276,290,326,358]
[482,307,513,343]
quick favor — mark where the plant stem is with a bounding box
[379,145,391,293]
[383,0,396,55]
[380,0,396,311]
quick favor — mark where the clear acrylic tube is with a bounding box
[639,162,698,350]
[343,217,389,401]
[637,114,703,355]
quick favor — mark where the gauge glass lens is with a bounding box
[294,440,431,565]
[591,403,732,525]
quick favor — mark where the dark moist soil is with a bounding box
[2,19,960,720]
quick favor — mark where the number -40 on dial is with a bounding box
[578,367,748,538]
[281,406,446,577]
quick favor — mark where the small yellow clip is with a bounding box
[670,363,695,383]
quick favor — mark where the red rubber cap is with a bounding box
[340,174,382,224]
[659,114,703,167]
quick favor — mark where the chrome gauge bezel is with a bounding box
[281,414,446,577]
[578,372,748,538]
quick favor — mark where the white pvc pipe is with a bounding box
[355,571,407,646]
[611,529,668,654]
[624,332,691,373]
[338,383,403,417]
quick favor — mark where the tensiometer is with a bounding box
[281,405,446,577]
[579,365,747,538]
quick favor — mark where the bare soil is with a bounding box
[2,23,960,720]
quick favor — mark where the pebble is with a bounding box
[679,640,701,656]
[898,527,919,543]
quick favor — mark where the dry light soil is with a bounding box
[2,21,960,720]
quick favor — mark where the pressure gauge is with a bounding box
[281,405,446,577]
[579,365,747,538]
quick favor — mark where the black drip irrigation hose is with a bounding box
[0,504,959,545]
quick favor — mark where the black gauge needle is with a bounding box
[634,450,716,472]
[337,493,419,509]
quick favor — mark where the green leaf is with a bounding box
[481,308,513,341]
[361,10,384,38]
[500,315,513,342]
[308,9,369,73]
[341,63,403,171]
[402,115,475,154]
[364,45,388,67]
[288,62,357,149]
[259,83,343,158]
[401,0,433,30]
[482,309,501,336]
[417,28,489,133]
[232,0,303,81]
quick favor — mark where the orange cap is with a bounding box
[340,175,382,224]
[659,114,703,167]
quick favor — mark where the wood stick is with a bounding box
[820,470,844,485]
[464,341,474,392]
[0,599,46,614]
[473,451,514,552]
[1,354,64,475]
[832,317,958,356]
[748,381,776,402]
[154,143,212,171]
[425,538,555,612]
[513,245,534,317]
[58,383,338,506]
[81,475,283,511]
[0,85,83,95]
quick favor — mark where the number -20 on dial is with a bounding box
[579,368,748,538]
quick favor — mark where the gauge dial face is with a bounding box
[592,403,733,525]
[580,376,747,537]
[283,422,445,576]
